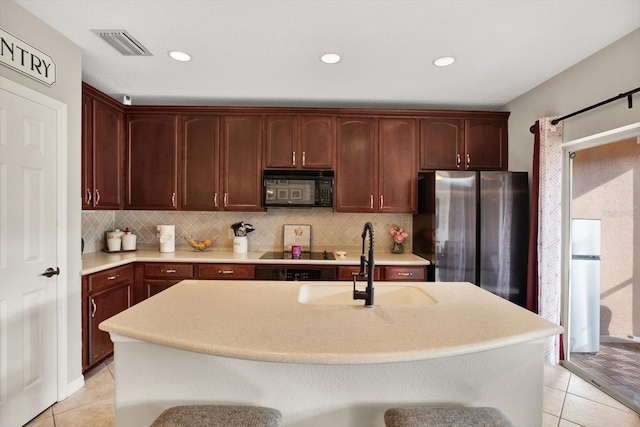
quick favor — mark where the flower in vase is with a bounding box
[389,226,408,244]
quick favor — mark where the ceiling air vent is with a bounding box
[91,29,152,56]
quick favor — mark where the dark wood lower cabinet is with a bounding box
[337,265,426,281]
[83,264,133,373]
[197,264,255,280]
[136,263,195,302]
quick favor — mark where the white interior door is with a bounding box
[0,82,59,426]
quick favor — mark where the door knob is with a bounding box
[41,267,60,278]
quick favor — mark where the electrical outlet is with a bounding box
[228,229,235,239]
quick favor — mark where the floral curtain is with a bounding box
[528,117,563,366]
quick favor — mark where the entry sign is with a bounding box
[0,27,56,86]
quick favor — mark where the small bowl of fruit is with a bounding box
[185,237,215,251]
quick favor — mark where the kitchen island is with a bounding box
[100,279,561,426]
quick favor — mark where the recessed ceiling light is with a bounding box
[433,56,455,67]
[168,50,191,62]
[320,53,341,64]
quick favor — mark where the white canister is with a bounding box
[107,237,122,252]
[157,225,175,253]
[233,236,248,253]
[122,232,137,251]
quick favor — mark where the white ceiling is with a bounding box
[15,0,640,109]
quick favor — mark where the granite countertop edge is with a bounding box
[81,248,431,275]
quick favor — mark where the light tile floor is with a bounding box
[25,360,640,426]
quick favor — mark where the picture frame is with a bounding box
[283,224,311,251]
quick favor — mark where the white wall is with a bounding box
[504,28,640,175]
[0,0,83,394]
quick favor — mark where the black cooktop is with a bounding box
[260,251,335,260]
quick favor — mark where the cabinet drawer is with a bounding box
[383,266,426,281]
[336,266,382,281]
[144,263,194,279]
[197,264,255,279]
[87,264,133,294]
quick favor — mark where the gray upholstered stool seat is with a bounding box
[151,404,282,427]
[384,406,514,427]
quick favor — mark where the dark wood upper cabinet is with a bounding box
[264,115,334,169]
[336,117,417,213]
[378,118,417,213]
[81,93,93,209]
[180,115,220,210]
[419,118,463,170]
[419,116,508,171]
[464,119,507,171]
[221,115,262,211]
[264,116,296,168]
[82,85,124,210]
[299,116,334,169]
[335,117,378,212]
[126,114,179,209]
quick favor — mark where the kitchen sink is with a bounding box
[297,284,437,306]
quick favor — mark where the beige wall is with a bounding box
[572,138,639,337]
[0,0,83,391]
[503,28,640,175]
[503,29,640,338]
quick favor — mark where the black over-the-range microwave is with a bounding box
[263,170,334,208]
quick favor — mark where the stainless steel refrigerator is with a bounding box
[570,218,601,354]
[412,171,529,306]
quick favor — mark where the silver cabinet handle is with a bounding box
[370,195,374,209]
[292,151,296,166]
[160,269,177,274]
[397,272,413,277]
[171,192,176,207]
[86,188,92,204]
[302,151,306,166]
[214,192,218,208]
[456,154,461,167]
[218,270,234,274]
[380,195,384,209]
[91,298,97,318]
[95,188,100,205]
[224,193,228,207]
[107,274,119,280]
[466,153,470,167]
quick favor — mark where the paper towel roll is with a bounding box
[157,225,175,253]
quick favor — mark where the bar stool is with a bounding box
[384,406,514,427]
[151,404,282,427]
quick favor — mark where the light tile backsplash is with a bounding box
[82,209,412,254]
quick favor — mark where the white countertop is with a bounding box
[81,248,430,275]
[99,280,562,364]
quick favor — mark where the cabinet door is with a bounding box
[181,115,220,210]
[126,114,179,209]
[378,118,417,213]
[264,116,296,168]
[300,116,334,169]
[221,116,262,211]
[419,118,463,170]
[87,282,131,366]
[81,93,93,209]
[92,98,124,209]
[335,117,377,212]
[143,279,181,299]
[464,119,507,171]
